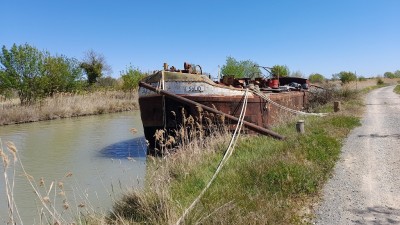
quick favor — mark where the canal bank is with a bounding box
[0,90,138,126]
[103,84,374,224]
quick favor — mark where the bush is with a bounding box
[120,65,146,92]
[221,56,261,78]
[307,83,360,111]
[377,78,384,85]
[309,73,325,83]
[394,85,400,94]
[271,65,290,77]
[338,71,357,84]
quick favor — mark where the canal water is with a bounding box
[0,111,147,224]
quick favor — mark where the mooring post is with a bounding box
[334,101,341,112]
[296,120,305,134]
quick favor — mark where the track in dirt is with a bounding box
[314,86,400,224]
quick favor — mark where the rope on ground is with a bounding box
[175,88,249,225]
[250,89,328,117]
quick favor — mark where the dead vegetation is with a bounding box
[0,90,138,126]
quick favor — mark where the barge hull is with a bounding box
[139,91,307,147]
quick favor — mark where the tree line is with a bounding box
[2,43,397,105]
[220,56,400,84]
[0,43,145,105]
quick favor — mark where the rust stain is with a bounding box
[139,63,310,150]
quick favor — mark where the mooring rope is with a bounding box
[250,88,327,117]
[175,89,249,225]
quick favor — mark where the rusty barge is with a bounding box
[138,63,309,152]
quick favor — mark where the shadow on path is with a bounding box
[358,133,400,139]
[352,206,400,225]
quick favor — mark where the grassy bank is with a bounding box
[0,79,384,224]
[0,90,138,125]
[99,85,367,224]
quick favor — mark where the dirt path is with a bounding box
[314,86,400,224]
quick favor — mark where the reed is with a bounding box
[0,82,381,224]
[103,83,373,224]
[104,112,231,224]
[0,90,138,126]
[0,140,23,225]
[0,140,112,224]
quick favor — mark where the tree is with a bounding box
[0,69,12,98]
[308,73,325,83]
[42,55,83,96]
[395,70,400,77]
[338,71,357,83]
[120,65,145,92]
[221,56,261,78]
[0,43,46,104]
[270,65,289,77]
[80,50,112,84]
[384,71,396,78]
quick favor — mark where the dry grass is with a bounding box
[307,77,398,116]
[105,112,231,224]
[0,90,138,126]
[103,82,369,225]
[103,113,361,224]
[326,77,400,90]
[0,80,382,224]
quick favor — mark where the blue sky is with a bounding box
[1,0,399,79]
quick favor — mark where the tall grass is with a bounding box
[102,85,365,224]
[0,90,138,126]
[0,82,371,224]
[104,109,230,224]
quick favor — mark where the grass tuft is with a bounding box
[394,85,400,94]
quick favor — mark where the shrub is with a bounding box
[271,65,290,77]
[309,73,325,83]
[338,71,357,84]
[221,56,261,78]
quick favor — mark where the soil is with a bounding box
[314,86,400,224]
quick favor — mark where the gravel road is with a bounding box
[314,86,400,225]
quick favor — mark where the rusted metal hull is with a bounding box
[138,70,308,150]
